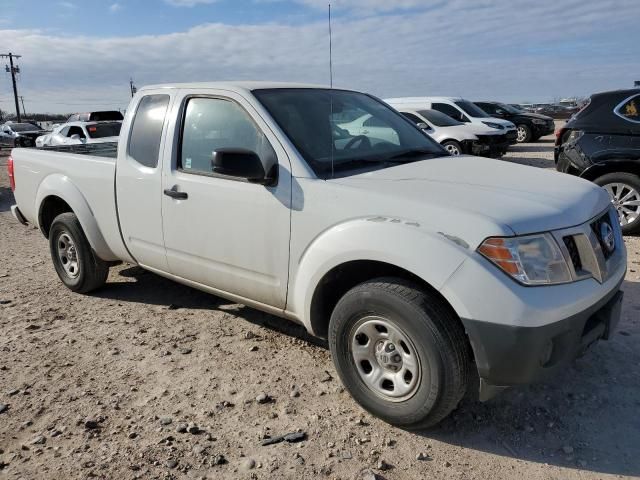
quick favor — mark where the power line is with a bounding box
[0,52,22,122]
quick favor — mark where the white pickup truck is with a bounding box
[9,82,627,429]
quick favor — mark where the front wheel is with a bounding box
[441,140,462,156]
[49,212,110,292]
[328,278,469,430]
[595,173,640,235]
[516,124,532,143]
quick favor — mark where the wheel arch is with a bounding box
[290,219,470,338]
[309,259,467,341]
[35,175,117,261]
[581,161,640,182]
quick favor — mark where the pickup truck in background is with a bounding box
[35,120,122,148]
[9,82,627,429]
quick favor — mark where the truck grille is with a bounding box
[563,236,582,271]
[553,208,624,284]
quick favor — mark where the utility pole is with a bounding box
[1,52,22,122]
[19,96,26,116]
[129,78,137,98]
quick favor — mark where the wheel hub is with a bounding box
[56,232,80,278]
[374,340,403,371]
[604,182,640,227]
[350,316,422,402]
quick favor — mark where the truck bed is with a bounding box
[11,146,130,262]
[39,142,118,158]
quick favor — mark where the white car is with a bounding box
[386,96,518,154]
[36,121,121,148]
[390,107,501,157]
[9,82,626,430]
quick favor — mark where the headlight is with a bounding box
[482,121,504,130]
[532,119,547,125]
[478,234,572,285]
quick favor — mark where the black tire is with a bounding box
[594,172,640,235]
[49,212,109,292]
[516,124,532,143]
[441,140,462,156]
[328,277,469,430]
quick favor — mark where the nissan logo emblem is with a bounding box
[600,222,615,253]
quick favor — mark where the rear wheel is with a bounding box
[516,124,532,143]
[441,140,462,156]
[328,278,469,430]
[49,212,109,292]
[595,173,640,235]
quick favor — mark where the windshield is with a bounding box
[9,123,38,132]
[253,88,446,178]
[86,122,122,139]
[455,101,490,118]
[498,103,521,114]
[418,109,463,127]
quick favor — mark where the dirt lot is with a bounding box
[1,135,639,480]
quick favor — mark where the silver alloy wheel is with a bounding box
[516,126,527,142]
[56,232,80,278]
[444,143,460,156]
[604,182,640,226]
[350,316,421,402]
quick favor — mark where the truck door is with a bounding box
[161,91,292,309]
[115,93,173,271]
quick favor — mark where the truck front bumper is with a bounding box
[461,282,623,400]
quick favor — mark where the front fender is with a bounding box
[35,174,118,261]
[290,217,470,332]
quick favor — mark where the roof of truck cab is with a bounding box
[139,81,333,93]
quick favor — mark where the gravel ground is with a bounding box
[0,132,639,480]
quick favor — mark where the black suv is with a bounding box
[474,101,555,143]
[555,88,640,234]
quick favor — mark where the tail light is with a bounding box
[554,127,567,146]
[7,155,15,192]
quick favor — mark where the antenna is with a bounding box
[328,3,333,88]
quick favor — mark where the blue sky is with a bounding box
[0,0,639,113]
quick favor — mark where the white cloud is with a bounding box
[0,0,638,113]
[109,3,122,13]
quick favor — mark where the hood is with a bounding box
[330,156,610,244]
[432,125,477,141]
[19,130,46,138]
[453,123,504,136]
[484,117,516,129]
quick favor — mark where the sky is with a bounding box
[0,0,638,114]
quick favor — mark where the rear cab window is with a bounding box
[615,94,640,123]
[87,122,122,139]
[127,95,170,168]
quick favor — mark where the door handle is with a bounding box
[164,186,188,200]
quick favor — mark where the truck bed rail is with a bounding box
[38,142,118,158]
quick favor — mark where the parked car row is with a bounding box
[516,103,580,119]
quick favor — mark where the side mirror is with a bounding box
[70,134,81,141]
[211,148,275,185]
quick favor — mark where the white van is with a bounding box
[386,97,517,154]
